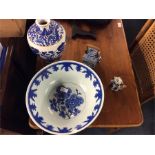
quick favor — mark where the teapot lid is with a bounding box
[27,19,65,47]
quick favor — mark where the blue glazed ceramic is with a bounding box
[26,60,104,134]
[49,85,84,119]
[27,19,66,60]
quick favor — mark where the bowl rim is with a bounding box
[25,60,104,134]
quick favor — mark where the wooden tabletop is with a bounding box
[29,19,143,129]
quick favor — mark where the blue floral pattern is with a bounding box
[26,61,103,134]
[30,42,65,60]
[49,85,84,119]
[27,20,64,46]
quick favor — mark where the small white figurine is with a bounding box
[110,76,126,91]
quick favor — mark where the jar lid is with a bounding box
[27,19,65,47]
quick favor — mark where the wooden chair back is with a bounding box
[130,20,155,104]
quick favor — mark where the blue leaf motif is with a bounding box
[34,79,40,86]
[29,88,37,101]
[94,104,101,111]
[61,63,73,71]
[76,64,82,72]
[46,125,54,131]
[40,70,51,81]
[95,88,102,102]
[93,79,98,87]
[75,125,83,130]
[58,127,72,133]
[82,69,93,80]
[84,112,95,123]
[34,112,45,124]
[52,64,59,71]
[29,103,36,111]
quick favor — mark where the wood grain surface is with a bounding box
[29,19,143,129]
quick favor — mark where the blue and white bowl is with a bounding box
[26,60,104,134]
[27,19,66,60]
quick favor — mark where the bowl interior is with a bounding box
[26,61,104,134]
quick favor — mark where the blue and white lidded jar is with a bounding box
[27,19,66,60]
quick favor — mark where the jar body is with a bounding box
[27,19,66,60]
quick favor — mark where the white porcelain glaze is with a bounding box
[26,60,104,134]
[27,19,66,60]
